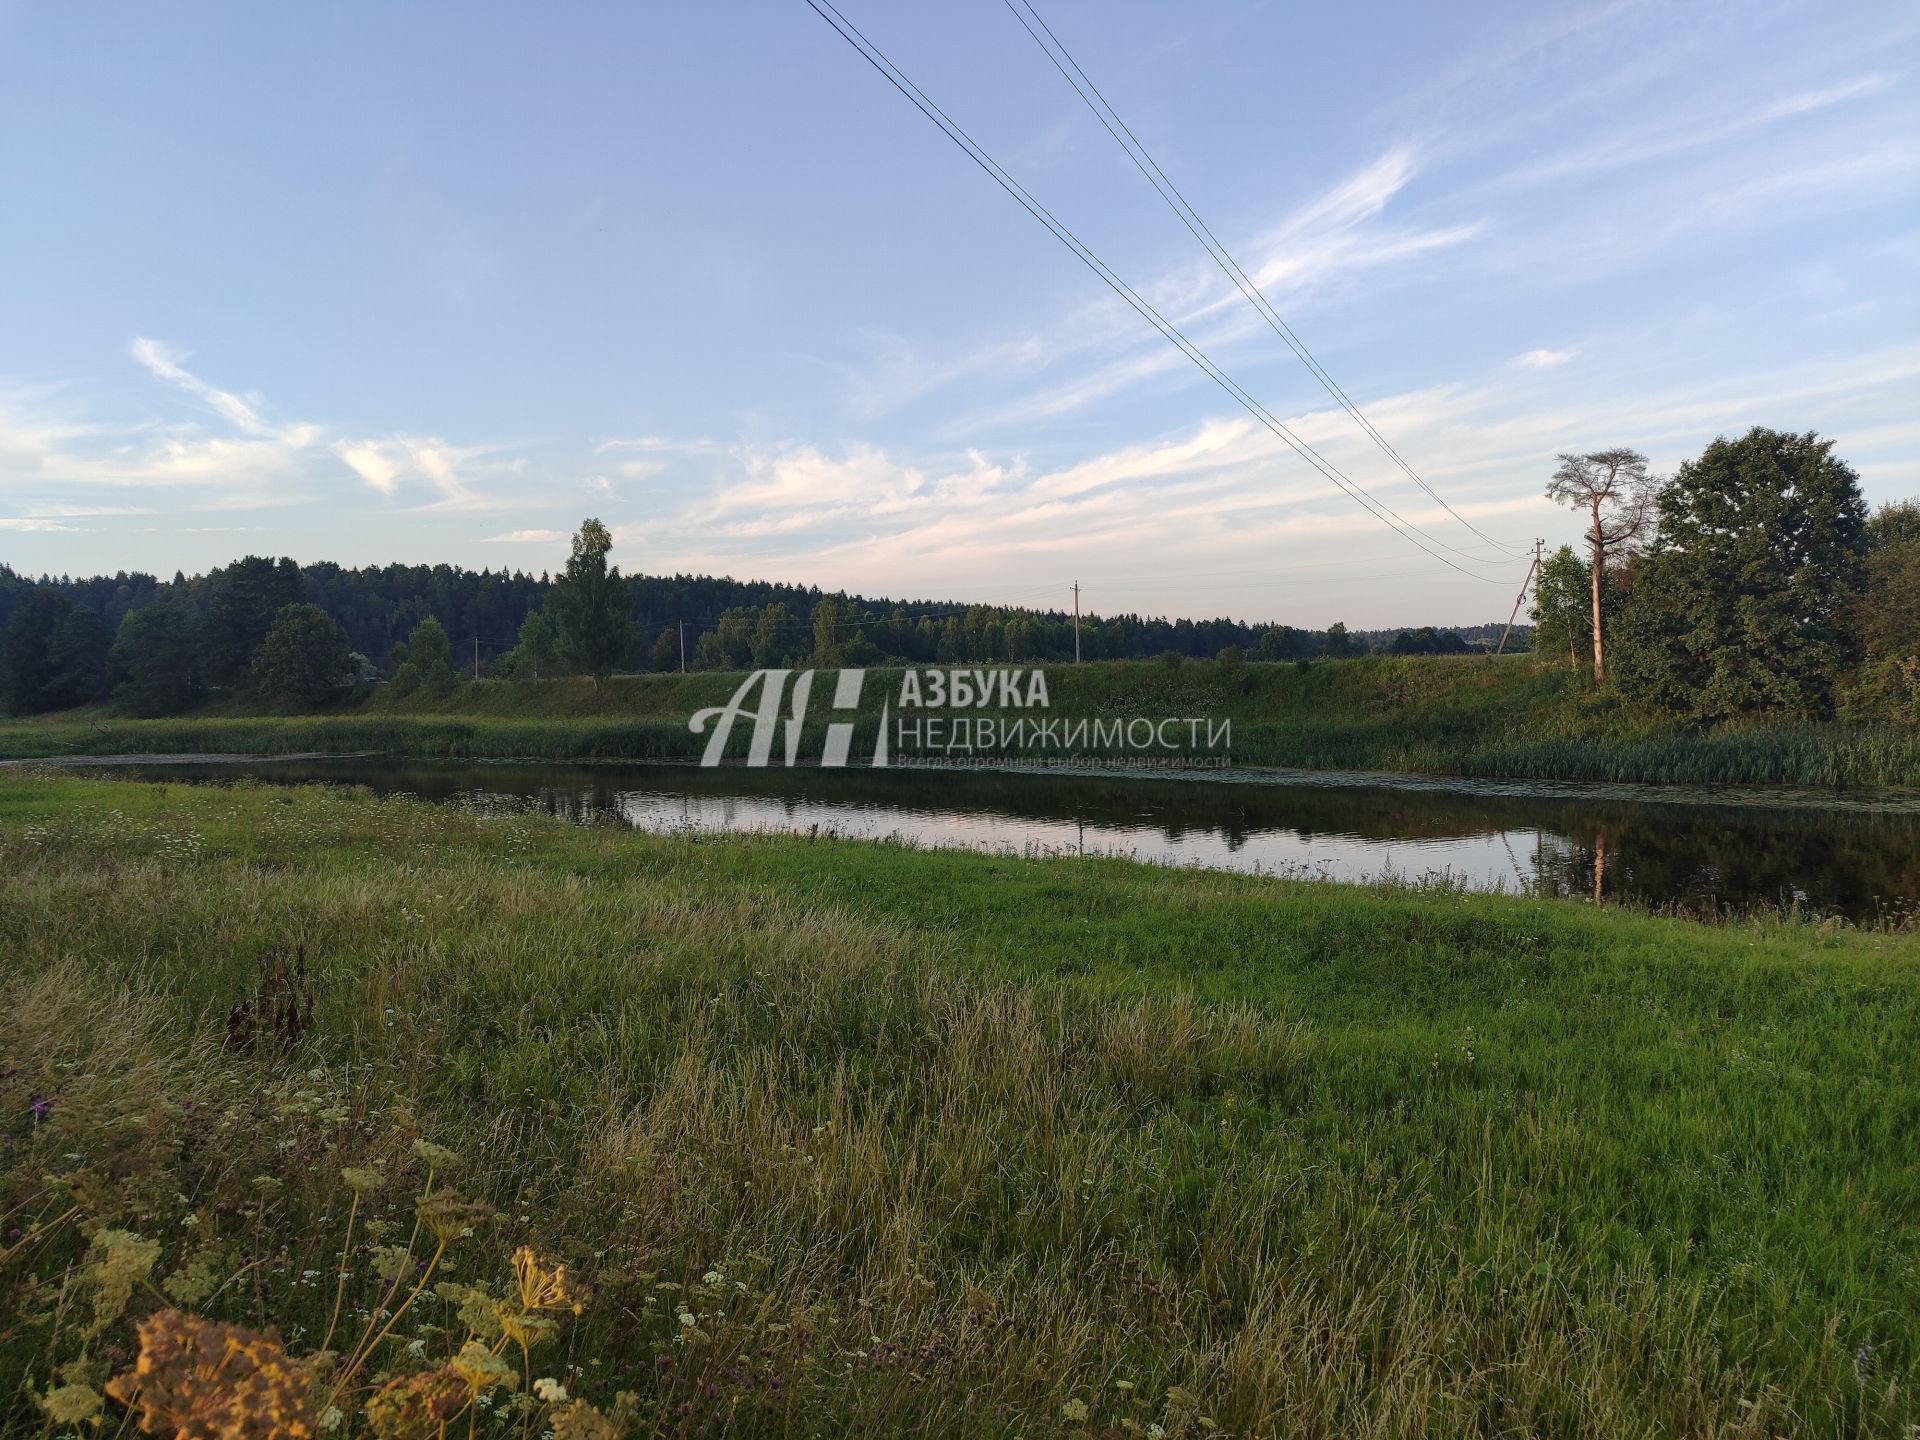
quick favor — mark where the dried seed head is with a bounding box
[105,1309,316,1440]
[415,1193,491,1245]
[512,1246,588,1316]
[410,1139,460,1171]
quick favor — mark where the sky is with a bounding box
[1,0,1915,628]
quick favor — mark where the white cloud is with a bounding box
[331,436,483,507]
[334,442,401,493]
[129,336,309,442]
[1516,349,1577,369]
[481,528,565,543]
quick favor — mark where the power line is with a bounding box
[799,0,1513,587]
[1001,0,1528,561]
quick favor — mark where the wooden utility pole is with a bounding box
[1495,539,1544,655]
[473,635,480,681]
[678,619,686,674]
[1072,582,1081,664]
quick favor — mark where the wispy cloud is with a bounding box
[1515,349,1576,369]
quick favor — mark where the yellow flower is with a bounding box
[85,1230,162,1338]
[39,1383,104,1425]
[415,1193,490,1245]
[512,1246,588,1315]
[448,1340,518,1397]
[494,1305,556,1352]
[364,1369,467,1440]
[550,1398,624,1440]
[104,1309,316,1440]
[434,1281,503,1341]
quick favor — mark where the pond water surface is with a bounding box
[78,756,1920,923]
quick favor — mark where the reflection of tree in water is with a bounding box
[143,760,1920,924]
[1528,802,1920,921]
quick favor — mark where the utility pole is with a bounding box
[678,619,686,674]
[1072,581,1081,664]
[473,634,480,681]
[1495,539,1545,655]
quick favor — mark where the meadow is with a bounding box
[4,655,1920,788]
[2,771,1916,1437]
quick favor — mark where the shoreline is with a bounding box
[10,747,1920,815]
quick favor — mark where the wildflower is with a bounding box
[105,1309,315,1440]
[85,1229,162,1338]
[415,1193,490,1245]
[370,1245,413,1284]
[449,1340,518,1397]
[512,1246,588,1316]
[434,1281,503,1341]
[39,1383,104,1425]
[1062,1397,1091,1423]
[317,1405,344,1432]
[164,1253,222,1308]
[550,1398,623,1440]
[410,1139,460,1171]
[532,1377,568,1404]
[341,1167,384,1195]
[495,1306,556,1353]
[364,1369,467,1440]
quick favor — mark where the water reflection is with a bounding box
[117,759,1920,923]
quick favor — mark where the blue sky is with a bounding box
[1,0,1915,627]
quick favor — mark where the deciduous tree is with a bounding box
[1614,428,1866,720]
[546,519,635,683]
[251,603,354,706]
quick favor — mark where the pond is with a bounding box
[72,755,1920,923]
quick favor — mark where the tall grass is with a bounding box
[2,774,1916,1436]
[6,657,1918,787]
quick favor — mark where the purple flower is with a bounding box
[28,1093,52,1122]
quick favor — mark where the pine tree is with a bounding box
[110,603,202,716]
[1544,449,1657,683]
[0,587,73,715]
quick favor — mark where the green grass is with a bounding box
[2,772,1916,1436]
[5,656,1919,787]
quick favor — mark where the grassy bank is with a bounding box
[3,656,1918,787]
[2,772,1916,1436]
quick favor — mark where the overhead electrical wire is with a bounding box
[1000,0,1528,560]
[799,0,1513,585]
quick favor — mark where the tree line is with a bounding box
[0,519,1465,716]
[1533,427,1918,723]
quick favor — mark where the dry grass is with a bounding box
[1,775,1915,1437]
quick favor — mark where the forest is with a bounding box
[3,428,1915,727]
